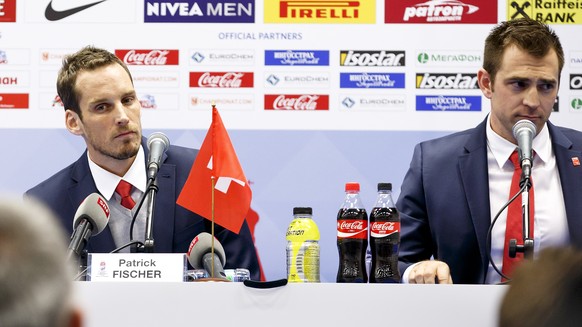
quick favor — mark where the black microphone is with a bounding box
[67,193,110,261]
[512,120,537,179]
[146,132,170,181]
[187,232,227,279]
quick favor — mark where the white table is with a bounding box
[75,282,507,327]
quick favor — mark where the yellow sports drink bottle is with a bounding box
[286,207,320,282]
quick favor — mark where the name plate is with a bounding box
[87,253,187,282]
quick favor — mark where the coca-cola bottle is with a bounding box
[336,182,368,283]
[369,183,401,283]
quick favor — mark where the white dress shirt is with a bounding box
[486,117,569,283]
[88,145,148,252]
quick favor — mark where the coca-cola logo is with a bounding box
[264,94,329,110]
[115,49,179,66]
[371,222,398,232]
[339,220,364,230]
[189,72,254,88]
[337,219,368,239]
[370,222,400,237]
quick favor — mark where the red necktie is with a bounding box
[115,180,136,210]
[502,151,534,279]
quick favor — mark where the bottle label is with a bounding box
[337,219,368,239]
[370,221,400,238]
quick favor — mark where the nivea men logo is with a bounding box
[416,95,481,111]
[340,73,405,89]
[416,73,478,89]
[144,0,255,23]
[570,74,582,90]
[339,50,405,67]
[265,50,329,66]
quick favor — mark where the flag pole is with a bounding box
[210,103,216,278]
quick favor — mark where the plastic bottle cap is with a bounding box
[377,183,392,191]
[293,207,312,215]
[345,182,360,192]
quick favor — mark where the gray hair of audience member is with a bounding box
[499,246,582,327]
[0,198,77,327]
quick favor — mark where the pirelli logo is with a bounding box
[265,0,375,23]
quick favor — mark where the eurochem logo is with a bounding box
[144,0,255,23]
[265,50,329,66]
[416,95,481,111]
[340,73,405,89]
[339,50,405,67]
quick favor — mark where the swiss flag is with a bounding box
[177,107,251,234]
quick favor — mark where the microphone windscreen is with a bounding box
[187,232,226,269]
[512,119,536,139]
[147,132,170,151]
[72,193,110,236]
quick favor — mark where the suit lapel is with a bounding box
[549,124,582,247]
[150,162,176,252]
[68,152,117,253]
[458,119,491,281]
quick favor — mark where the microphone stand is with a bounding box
[133,177,158,253]
[508,173,534,260]
[143,177,158,253]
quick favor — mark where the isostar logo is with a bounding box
[339,50,405,67]
[340,72,405,88]
[370,222,400,238]
[416,73,478,89]
[385,0,497,24]
[265,0,375,24]
[265,50,329,66]
[337,219,368,239]
[0,93,29,109]
[416,95,481,111]
[0,0,16,22]
[115,49,179,65]
[570,74,582,89]
[144,0,255,23]
[264,94,329,110]
[189,72,254,88]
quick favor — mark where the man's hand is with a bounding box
[409,260,453,284]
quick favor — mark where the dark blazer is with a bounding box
[396,118,582,284]
[26,138,261,280]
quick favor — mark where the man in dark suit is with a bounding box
[25,46,261,280]
[397,18,582,284]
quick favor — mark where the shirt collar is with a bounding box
[87,145,147,200]
[486,115,552,169]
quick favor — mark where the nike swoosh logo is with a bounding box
[45,0,108,21]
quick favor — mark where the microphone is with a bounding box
[512,120,537,179]
[187,232,227,279]
[67,193,110,261]
[147,132,170,181]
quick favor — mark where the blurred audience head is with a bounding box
[0,197,82,327]
[499,246,582,327]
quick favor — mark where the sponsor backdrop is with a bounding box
[0,0,581,281]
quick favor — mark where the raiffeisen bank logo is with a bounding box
[265,0,375,23]
[385,0,497,24]
[145,0,255,23]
